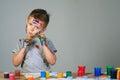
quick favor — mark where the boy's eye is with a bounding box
[35,26,40,30]
[29,23,32,26]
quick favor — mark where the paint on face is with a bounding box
[32,19,39,24]
[32,19,44,27]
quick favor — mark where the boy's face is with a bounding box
[26,17,46,37]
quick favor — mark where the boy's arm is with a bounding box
[12,46,27,67]
[43,44,56,65]
[12,38,31,67]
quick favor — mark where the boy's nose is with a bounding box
[30,27,34,31]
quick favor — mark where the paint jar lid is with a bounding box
[4,72,9,78]
[78,66,86,71]
[111,68,117,72]
[106,66,114,68]
[116,67,120,70]
[46,70,50,78]
[9,72,15,76]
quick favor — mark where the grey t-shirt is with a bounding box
[12,37,57,72]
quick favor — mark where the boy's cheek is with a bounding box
[31,30,39,36]
[27,27,32,32]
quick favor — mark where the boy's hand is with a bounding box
[23,40,30,48]
[23,37,32,48]
[39,34,46,46]
[25,37,32,42]
[40,34,46,38]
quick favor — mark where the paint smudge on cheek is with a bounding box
[39,22,44,27]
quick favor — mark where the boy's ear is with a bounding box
[26,25,27,32]
[25,20,28,33]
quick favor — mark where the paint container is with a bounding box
[27,75,34,80]
[4,72,9,78]
[78,66,86,76]
[46,70,50,78]
[110,68,117,79]
[94,67,101,77]
[116,67,120,79]
[9,72,15,80]
[99,75,108,79]
[66,71,72,79]
[106,66,114,76]
[40,37,46,46]
[15,70,20,79]
[118,71,120,80]
[78,70,84,77]
[57,72,63,78]
[40,71,46,80]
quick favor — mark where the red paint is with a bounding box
[15,70,20,79]
[40,22,43,27]
[35,45,39,49]
[19,39,21,42]
[44,40,47,46]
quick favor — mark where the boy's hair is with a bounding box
[27,8,50,27]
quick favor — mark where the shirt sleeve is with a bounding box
[12,39,24,54]
[46,38,57,53]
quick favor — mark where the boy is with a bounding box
[12,8,57,72]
